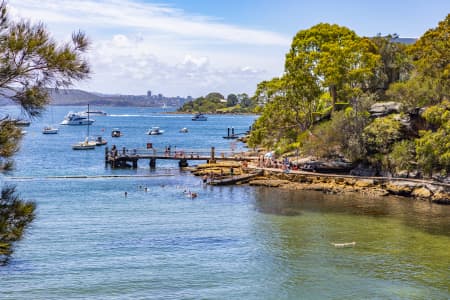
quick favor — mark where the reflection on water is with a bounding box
[251,187,450,298]
[254,188,450,236]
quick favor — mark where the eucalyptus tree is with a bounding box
[371,34,412,91]
[285,23,381,111]
[409,13,449,103]
[0,2,90,264]
[387,14,449,109]
[249,23,381,148]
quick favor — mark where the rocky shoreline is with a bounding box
[248,169,450,205]
[189,163,450,204]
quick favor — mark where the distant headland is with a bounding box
[0,88,192,107]
[49,89,193,107]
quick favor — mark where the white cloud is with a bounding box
[111,34,129,48]
[8,0,289,96]
[9,0,290,46]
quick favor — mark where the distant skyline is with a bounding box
[8,0,450,97]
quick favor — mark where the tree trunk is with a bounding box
[329,85,337,112]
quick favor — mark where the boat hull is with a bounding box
[72,142,96,150]
[42,129,59,134]
[61,120,94,125]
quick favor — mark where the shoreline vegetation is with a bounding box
[177,92,260,114]
[245,16,449,189]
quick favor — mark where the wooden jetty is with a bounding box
[105,146,257,169]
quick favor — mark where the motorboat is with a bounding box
[112,128,122,137]
[79,110,107,116]
[147,126,164,135]
[192,113,207,121]
[42,126,59,134]
[72,137,96,150]
[179,127,188,133]
[60,112,95,125]
[95,135,107,146]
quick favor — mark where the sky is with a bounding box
[8,0,450,98]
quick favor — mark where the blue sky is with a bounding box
[8,0,449,97]
[166,0,448,37]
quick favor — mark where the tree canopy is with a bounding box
[286,23,381,110]
[178,92,257,113]
[0,2,90,264]
[249,15,450,178]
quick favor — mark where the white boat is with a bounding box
[42,126,59,134]
[192,113,207,121]
[147,126,164,135]
[42,106,58,134]
[72,104,96,150]
[179,127,188,133]
[72,137,96,150]
[79,110,107,116]
[60,112,95,125]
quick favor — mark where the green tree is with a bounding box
[0,185,35,265]
[389,140,416,176]
[0,2,90,264]
[371,34,412,91]
[226,93,238,107]
[286,23,381,111]
[363,115,402,155]
[409,14,449,83]
[386,72,443,110]
[205,92,224,103]
[409,14,449,105]
[415,101,450,176]
[300,94,374,161]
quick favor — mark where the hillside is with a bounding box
[49,89,188,107]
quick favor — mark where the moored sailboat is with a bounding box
[72,104,96,150]
[42,106,59,134]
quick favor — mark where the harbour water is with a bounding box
[1,106,449,299]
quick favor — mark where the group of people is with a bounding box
[257,155,298,172]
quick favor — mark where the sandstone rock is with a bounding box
[249,179,290,187]
[344,178,356,185]
[412,187,432,198]
[385,181,418,196]
[431,192,450,204]
[369,101,402,117]
[354,179,374,187]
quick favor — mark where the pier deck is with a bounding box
[105,146,257,168]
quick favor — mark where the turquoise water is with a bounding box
[1,106,449,299]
